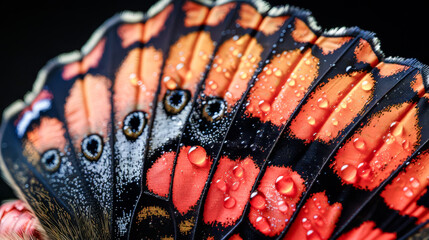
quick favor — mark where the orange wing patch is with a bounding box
[354,39,378,67]
[206,3,236,26]
[64,74,112,148]
[62,38,106,80]
[248,166,305,236]
[246,49,320,126]
[117,23,143,48]
[331,102,421,190]
[26,117,66,154]
[204,34,263,106]
[291,18,317,43]
[315,36,353,55]
[183,1,209,27]
[289,71,375,143]
[337,221,396,240]
[162,32,214,95]
[283,192,342,240]
[203,156,260,226]
[381,151,429,224]
[377,62,409,78]
[236,4,262,30]
[260,16,289,36]
[142,4,173,43]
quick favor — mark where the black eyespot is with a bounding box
[41,149,61,172]
[81,134,103,161]
[202,98,226,122]
[163,89,190,115]
[123,111,147,140]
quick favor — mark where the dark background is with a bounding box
[0,1,427,201]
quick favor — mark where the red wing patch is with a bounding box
[172,146,213,214]
[203,156,260,226]
[283,192,342,240]
[381,151,429,224]
[331,102,421,190]
[146,151,176,198]
[248,166,305,236]
[337,221,396,240]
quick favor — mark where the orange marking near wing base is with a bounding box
[248,166,305,236]
[289,71,375,143]
[203,156,259,226]
[354,39,378,67]
[142,4,173,43]
[337,221,396,240]
[246,49,319,126]
[284,192,342,240]
[146,151,175,198]
[377,63,409,78]
[117,23,143,48]
[137,47,163,112]
[260,16,289,36]
[381,151,429,224]
[172,146,213,214]
[332,102,421,190]
[26,117,66,154]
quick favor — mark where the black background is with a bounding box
[0,0,426,201]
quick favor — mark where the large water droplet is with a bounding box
[317,97,329,109]
[250,191,266,210]
[224,196,236,208]
[361,80,374,91]
[275,176,297,197]
[357,162,372,180]
[188,146,208,167]
[390,121,404,137]
[341,164,357,184]
[233,165,244,178]
[353,138,366,151]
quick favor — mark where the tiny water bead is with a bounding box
[215,179,228,192]
[317,97,329,109]
[275,176,297,197]
[233,165,244,178]
[187,146,208,167]
[357,162,372,179]
[361,79,374,91]
[259,100,271,113]
[306,229,322,240]
[163,76,178,90]
[307,116,316,126]
[278,201,289,213]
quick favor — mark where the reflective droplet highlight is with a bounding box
[187,146,208,167]
[275,176,297,197]
[353,138,366,151]
[340,164,357,183]
[250,192,266,210]
[224,196,236,209]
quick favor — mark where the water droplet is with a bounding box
[313,215,324,227]
[306,229,322,240]
[302,218,312,230]
[353,138,366,151]
[255,216,271,235]
[275,176,297,197]
[307,116,316,126]
[188,146,208,167]
[384,133,395,144]
[361,80,374,91]
[274,69,283,77]
[259,101,271,113]
[402,139,410,149]
[250,192,266,210]
[331,118,339,126]
[341,164,357,183]
[233,165,244,178]
[224,196,236,208]
[287,78,296,87]
[129,73,139,86]
[215,179,228,192]
[410,178,420,188]
[164,76,177,90]
[278,201,289,213]
[390,121,403,137]
[231,181,240,191]
[317,97,329,109]
[209,82,218,90]
[357,162,372,180]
